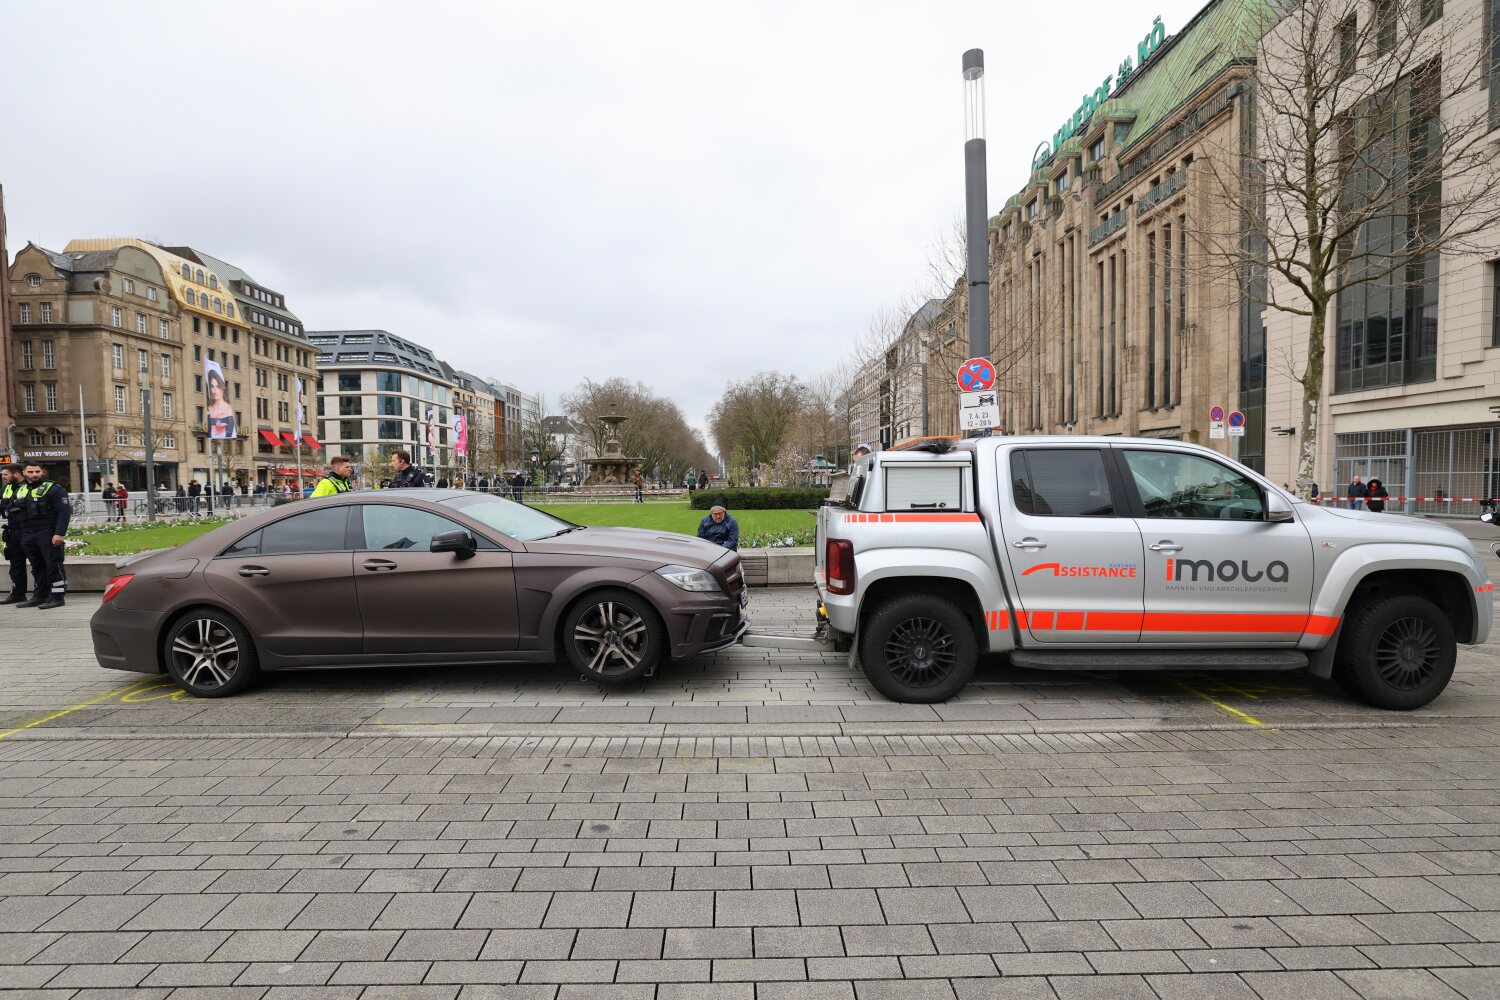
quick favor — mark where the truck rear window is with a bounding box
[884,466,964,511]
[1011,450,1115,517]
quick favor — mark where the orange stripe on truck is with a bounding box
[995,609,1341,636]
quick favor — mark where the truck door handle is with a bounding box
[1149,542,1183,553]
[1011,538,1047,549]
[362,559,399,571]
[237,565,270,577]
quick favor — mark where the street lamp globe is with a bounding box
[962,49,985,141]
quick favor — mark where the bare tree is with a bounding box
[708,371,807,466]
[1194,0,1500,486]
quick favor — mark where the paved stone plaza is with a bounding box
[1,587,1498,999]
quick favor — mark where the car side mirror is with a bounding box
[1266,491,1295,524]
[430,529,477,559]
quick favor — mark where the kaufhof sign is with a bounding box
[1031,16,1167,170]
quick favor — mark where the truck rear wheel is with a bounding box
[1333,594,1455,710]
[859,594,977,703]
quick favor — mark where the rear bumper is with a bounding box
[90,604,167,674]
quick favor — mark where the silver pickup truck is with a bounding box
[814,437,1492,709]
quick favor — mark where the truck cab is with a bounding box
[816,437,1492,709]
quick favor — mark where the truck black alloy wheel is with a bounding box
[860,594,977,703]
[1334,594,1455,711]
[563,588,665,685]
[163,608,260,698]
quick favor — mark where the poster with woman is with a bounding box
[452,413,468,459]
[204,360,236,439]
[425,408,437,462]
[294,377,306,442]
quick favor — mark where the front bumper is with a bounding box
[90,604,167,674]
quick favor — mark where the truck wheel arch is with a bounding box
[1340,567,1476,644]
[859,577,987,642]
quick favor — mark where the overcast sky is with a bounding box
[3,0,1207,450]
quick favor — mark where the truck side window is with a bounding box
[884,467,964,511]
[1123,450,1265,520]
[1010,450,1115,517]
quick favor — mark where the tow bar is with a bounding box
[736,601,843,652]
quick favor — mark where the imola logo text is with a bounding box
[1166,558,1290,584]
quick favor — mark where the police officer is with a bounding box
[311,455,355,498]
[17,462,69,609]
[388,450,428,489]
[0,464,30,604]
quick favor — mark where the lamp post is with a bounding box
[529,445,540,499]
[962,48,991,361]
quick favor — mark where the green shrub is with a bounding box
[690,487,827,510]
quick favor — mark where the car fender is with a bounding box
[1314,542,1488,640]
[522,565,663,651]
[853,547,1011,653]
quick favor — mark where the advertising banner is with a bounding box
[204,359,236,439]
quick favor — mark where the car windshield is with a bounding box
[439,493,573,542]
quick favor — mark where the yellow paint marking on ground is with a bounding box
[119,683,187,703]
[1169,677,1266,727]
[0,677,157,739]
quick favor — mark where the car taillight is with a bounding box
[826,538,855,596]
[101,575,134,603]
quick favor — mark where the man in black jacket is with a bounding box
[16,463,69,609]
[389,450,429,489]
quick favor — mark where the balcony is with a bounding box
[1089,208,1128,248]
[1137,171,1186,218]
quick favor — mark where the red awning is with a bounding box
[301,433,322,450]
[258,429,282,447]
[280,432,298,446]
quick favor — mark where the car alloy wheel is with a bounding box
[1373,616,1441,691]
[572,600,649,679]
[884,616,957,688]
[169,617,242,691]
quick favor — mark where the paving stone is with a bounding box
[796,889,884,926]
[1335,968,1466,999]
[713,889,799,927]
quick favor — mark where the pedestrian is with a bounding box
[114,484,129,522]
[220,481,233,507]
[0,464,32,604]
[188,478,202,513]
[311,456,356,497]
[1309,481,1320,504]
[175,484,187,514]
[1365,477,1389,513]
[16,462,69,609]
[1347,474,1367,511]
[686,469,695,494]
[102,482,115,517]
[631,467,644,504]
[389,450,429,489]
[436,476,450,489]
[696,504,739,551]
[698,470,709,491]
[511,472,524,503]
[478,476,489,491]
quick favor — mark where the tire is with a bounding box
[1333,594,1455,710]
[858,593,978,703]
[162,608,260,698]
[561,588,666,685]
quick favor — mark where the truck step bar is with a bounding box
[1009,649,1308,671]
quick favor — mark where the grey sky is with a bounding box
[2,0,1209,448]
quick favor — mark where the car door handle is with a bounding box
[1149,542,1183,553]
[362,559,398,571]
[1011,537,1047,549]
[237,565,270,577]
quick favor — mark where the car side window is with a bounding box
[222,530,261,557]
[256,507,352,555]
[1010,449,1115,517]
[1123,450,1265,521]
[361,504,474,551]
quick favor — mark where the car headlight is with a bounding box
[656,564,721,593]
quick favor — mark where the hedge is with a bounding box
[690,487,828,510]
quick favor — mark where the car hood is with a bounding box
[523,526,728,568]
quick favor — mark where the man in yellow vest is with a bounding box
[0,464,30,604]
[311,456,356,498]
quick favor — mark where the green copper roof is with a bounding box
[1110,0,1276,153]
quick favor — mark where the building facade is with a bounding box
[487,379,542,466]
[1260,0,1500,513]
[981,0,1275,466]
[8,243,187,491]
[308,330,461,477]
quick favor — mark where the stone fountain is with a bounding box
[581,413,643,488]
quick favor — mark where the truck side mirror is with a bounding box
[1266,490,1295,524]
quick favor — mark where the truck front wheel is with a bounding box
[1333,594,1456,710]
[859,594,977,703]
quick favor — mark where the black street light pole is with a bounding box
[963,48,990,361]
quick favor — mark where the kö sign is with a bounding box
[1031,16,1167,170]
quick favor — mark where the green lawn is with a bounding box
[70,503,818,555]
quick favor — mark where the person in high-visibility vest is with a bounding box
[0,464,31,603]
[311,456,356,498]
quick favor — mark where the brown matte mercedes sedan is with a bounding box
[90,490,749,697]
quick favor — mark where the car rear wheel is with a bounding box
[1333,594,1455,710]
[859,594,977,703]
[163,609,260,698]
[562,589,665,685]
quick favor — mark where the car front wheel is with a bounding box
[858,594,977,703]
[562,589,665,685]
[163,609,260,698]
[1333,594,1456,710]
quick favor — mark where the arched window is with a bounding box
[225,303,235,319]
[213,297,223,313]
[208,275,218,290]
[195,269,205,285]
[181,263,191,279]
[185,289,196,305]
[48,429,65,446]
[25,274,41,287]
[28,430,42,446]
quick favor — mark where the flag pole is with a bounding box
[78,385,89,504]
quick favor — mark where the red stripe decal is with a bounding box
[1055,611,1085,631]
[1085,611,1145,631]
[1030,610,1055,630]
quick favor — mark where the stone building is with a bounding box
[7,242,187,491]
[976,0,1276,465]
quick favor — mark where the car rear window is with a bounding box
[1011,449,1115,517]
